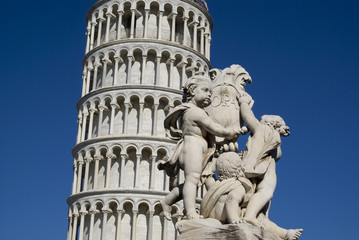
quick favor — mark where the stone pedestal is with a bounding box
[177,219,281,240]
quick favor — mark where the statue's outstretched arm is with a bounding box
[240,103,261,134]
[194,109,239,139]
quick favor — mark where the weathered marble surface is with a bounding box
[177,219,281,240]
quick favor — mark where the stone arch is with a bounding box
[157,96,170,136]
[143,95,154,136]
[128,94,140,135]
[152,202,165,240]
[159,50,171,87]
[137,201,150,239]
[135,1,146,38]
[116,49,129,85]
[148,1,160,39]
[121,200,134,239]
[155,147,169,191]
[131,48,144,84]
[112,94,125,135]
[124,145,138,188]
[145,49,157,85]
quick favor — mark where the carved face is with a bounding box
[277,124,290,137]
[191,82,213,108]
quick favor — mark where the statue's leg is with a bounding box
[259,213,303,240]
[244,160,277,224]
[162,183,184,220]
[225,186,245,224]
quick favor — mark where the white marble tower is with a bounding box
[67,0,212,239]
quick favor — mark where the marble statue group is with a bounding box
[158,65,303,240]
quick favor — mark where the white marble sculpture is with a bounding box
[159,76,243,220]
[158,65,303,240]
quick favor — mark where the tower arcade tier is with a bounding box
[67,0,212,239]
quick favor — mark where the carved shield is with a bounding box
[206,65,252,150]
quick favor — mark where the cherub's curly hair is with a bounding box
[260,115,286,130]
[182,76,212,103]
[216,152,244,181]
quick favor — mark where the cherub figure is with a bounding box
[237,94,303,239]
[201,152,253,224]
[201,151,302,240]
[159,76,242,220]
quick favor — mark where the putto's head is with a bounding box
[216,152,244,181]
[182,76,213,107]
[260,115,290,137]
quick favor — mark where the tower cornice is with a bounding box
[82,38,212,68]
[86,0,213,28]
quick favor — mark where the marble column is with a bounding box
[81,110,89,141]
[148,210,154,240]
[200,27,205,55]
[127,56,133,84]
[208,35,212,60]
[155,56,161,85]
[169,58,175,88]
[71,214,79,240]
[141,56,147,84]
[138,102,144,134]
[110,103,119,135]
[85,23,91,52]
[117,11,124,40]
[152,104,158,136]
[144,9,149,38]
[83,157,92,191]
[131,210,138,240]
[97,105,107,137]
[93,154,103,189]
[113,56,120,86]
[193,22,198,50]
[105,13,114,43]
[78,210,87,240]
[204,32,209,58]
[135,154,141,188]
[90,21,96,50]
[106,153,115,188]
[92,64,100,91]
[120,154,127,188]
[181,61,188,87]
[72,161,78,195]
[183,17,188,46]
[163,217,168,240]
[158,11,163,39]
[86,64,93,94]
[130,10,136,39]
[88,108,96,139]
[67,216,73,240]
[150,155,157,190]
[88,209,98,240]
[101,208,111,240]
[97,18,105,47]
[171,13,177,42]
[76,112,83,144]
[123,103,131,134]
[115,210,123,240]
[101,58,110,88]
[76,160,84,193]
[81,68,87,97]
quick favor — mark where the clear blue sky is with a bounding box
[1,0,358,239]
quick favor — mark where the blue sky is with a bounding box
[1,0,358,239]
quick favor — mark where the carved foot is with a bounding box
[161,200,172,221]
[231,218,246,224]
[285,229,303,240]
[243,217,263,228]
[186,210,200,220]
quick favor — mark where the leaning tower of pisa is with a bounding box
[67,0,212,239]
